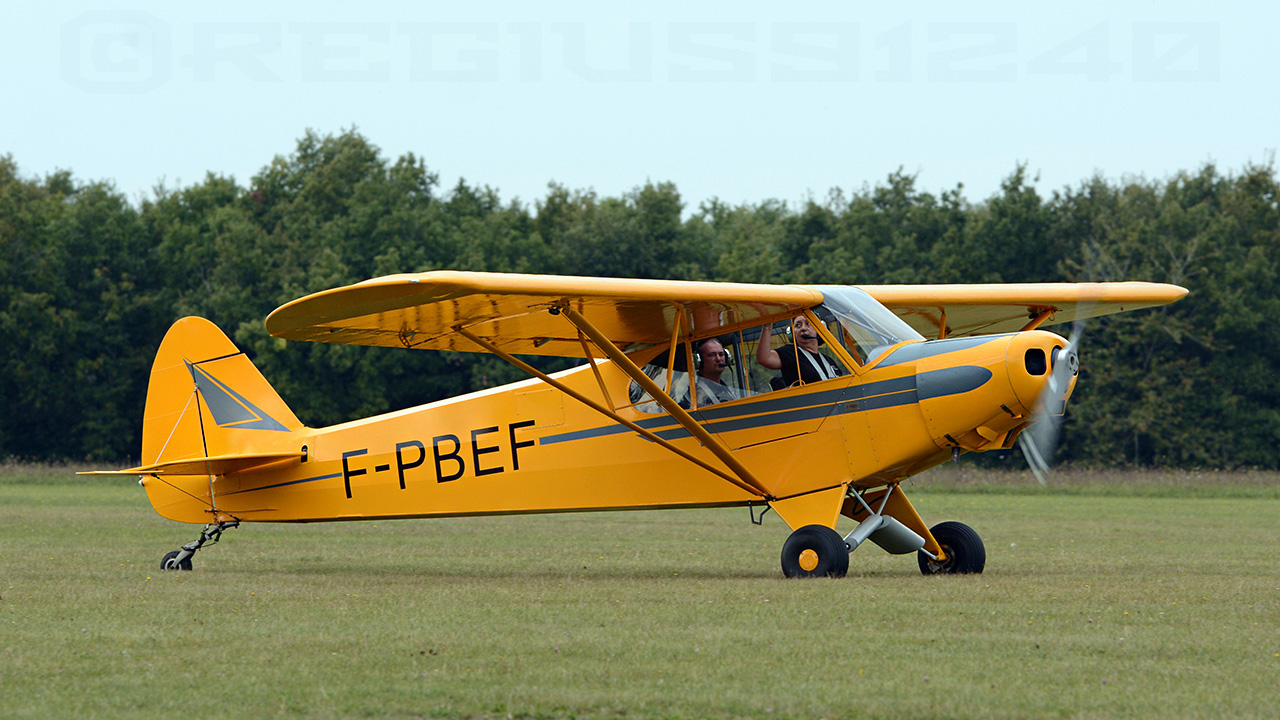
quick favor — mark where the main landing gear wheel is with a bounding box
[160,550,193,571]
[918,521,985,575]
[781,525,850,578]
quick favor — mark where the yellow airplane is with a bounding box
[86,272,1187,577]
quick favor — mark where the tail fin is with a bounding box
[138,317,304,523]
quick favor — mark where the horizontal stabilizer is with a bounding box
[79,451,304,478]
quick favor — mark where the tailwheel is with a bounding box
[158,520,239,572]
[781,525,850,578]
[918,521,985,575]
[160,550,193,571]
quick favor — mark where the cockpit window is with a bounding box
[815,286,924,364]
[628,333,753,413]
[626,289,917,414]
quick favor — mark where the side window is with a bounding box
[626,314,854,414]
[750,314,853,391]
[628,334,756,413]
[813,305,865,367]
[628,362,683,414]
[628,341,704,414]
[740,326,782,393]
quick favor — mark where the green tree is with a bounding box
[0,157,159,459]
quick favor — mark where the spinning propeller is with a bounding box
[1016,246,1111,484]
[1017,314,1085,484]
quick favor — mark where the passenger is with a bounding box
[756,315,845,388]
[691,338,739,406]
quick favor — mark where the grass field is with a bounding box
[3,464,1278,719]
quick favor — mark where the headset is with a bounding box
[693,337,733,372]
[785,316,825,346]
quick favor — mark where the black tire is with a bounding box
[160,550,193,571]
[918,521,985,575]
[781,525,850,578]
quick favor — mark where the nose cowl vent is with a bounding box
[1024,348,1047,376]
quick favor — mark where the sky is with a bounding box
[5,1,1278,211]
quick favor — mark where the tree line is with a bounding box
[2,129,1276,467]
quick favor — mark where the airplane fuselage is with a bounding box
[149,330,1067,534]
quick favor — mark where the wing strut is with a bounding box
[557,304,773,498]
[575,330,615,409]
[456,327,767,498]
[1021,308,1055,332]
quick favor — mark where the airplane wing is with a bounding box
[861,282,1189,338]
[266,271,824,358]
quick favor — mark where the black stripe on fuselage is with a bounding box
[222,472,342,496]
[538,385,850,445]
[539,370,944,446]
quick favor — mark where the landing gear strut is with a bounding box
[160,520,240,571]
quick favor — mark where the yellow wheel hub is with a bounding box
[798,549,820,572]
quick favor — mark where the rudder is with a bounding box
[140,317,303,523]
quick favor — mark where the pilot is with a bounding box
[756,315,845,388]
[691,338,740,406]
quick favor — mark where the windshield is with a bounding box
[816,286,924,363]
